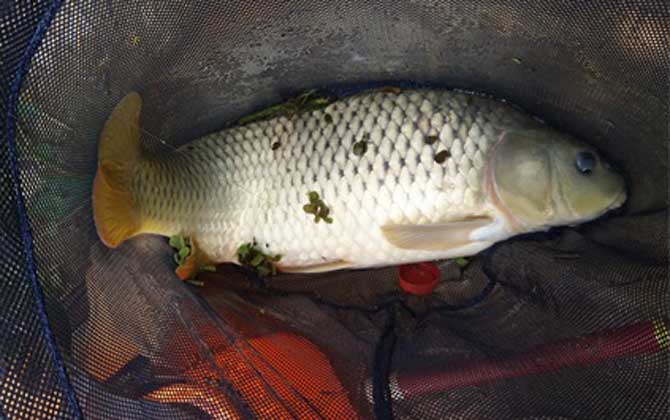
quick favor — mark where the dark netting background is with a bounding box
[1,1,668,419]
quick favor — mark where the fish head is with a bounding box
[489,129,626,231]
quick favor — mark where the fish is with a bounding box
[92,88,626,279]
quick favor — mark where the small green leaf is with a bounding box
[312,98,331,106]
[169,235,185,250]
[174,253,182,265]
[323,216,333,224]
[237,244,251,261]
[303,191,333,224]
[202,265,216,272]
[299,89,316,100]
[178,247,190,258]
[235,242,280,276]
[455,257,469,267]
[250,253,265,267]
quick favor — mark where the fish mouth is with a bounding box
[563,189,627,228]
[607,188,628,211]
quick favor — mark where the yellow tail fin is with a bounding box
[92,92,144,248]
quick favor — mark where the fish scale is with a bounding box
[131,88,535,268]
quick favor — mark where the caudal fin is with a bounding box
[92,92,144,248]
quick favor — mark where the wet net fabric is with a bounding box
[1,1,668,419]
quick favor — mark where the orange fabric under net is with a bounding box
[147,331,360,419]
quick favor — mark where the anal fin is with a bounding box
[277,260,353,274]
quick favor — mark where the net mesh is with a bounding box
[1,1,668,419]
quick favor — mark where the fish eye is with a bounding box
[575,151,596,174]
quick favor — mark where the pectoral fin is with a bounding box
[381,217,494,251]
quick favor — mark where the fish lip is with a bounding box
[577,188,627,225]
[607,188,627,211]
